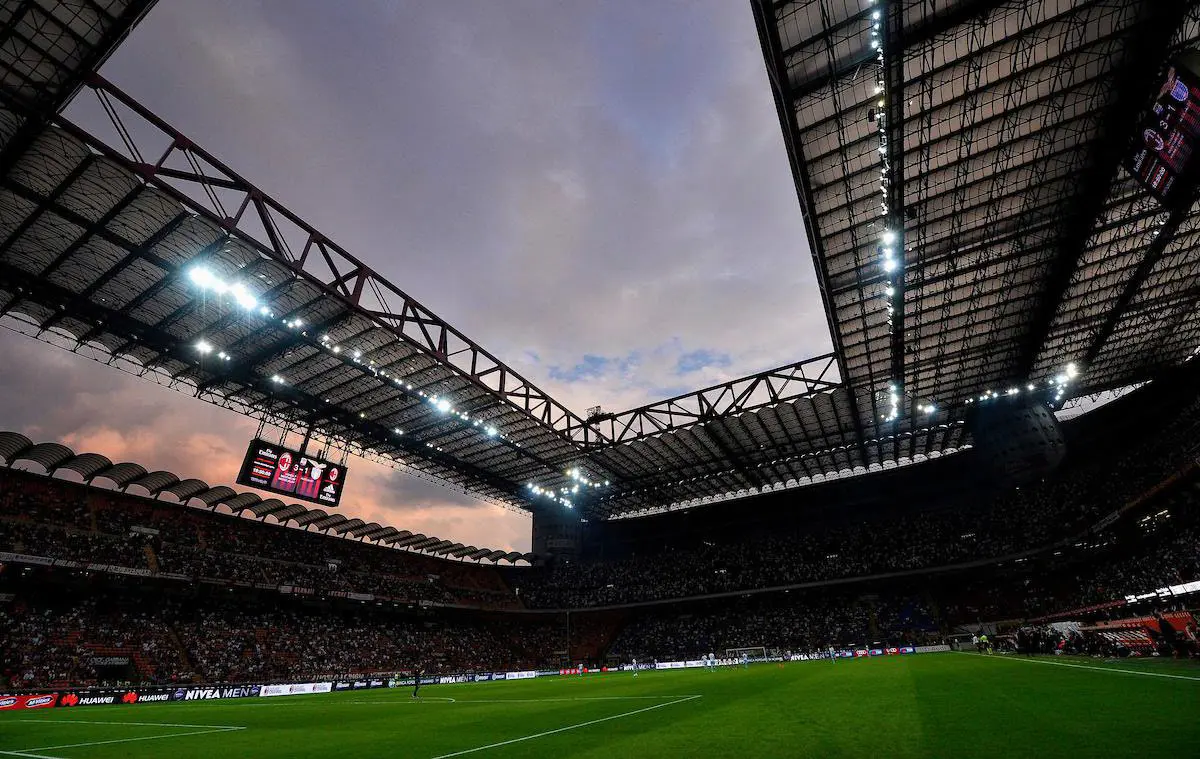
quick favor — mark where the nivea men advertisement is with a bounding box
[236,439,347,507]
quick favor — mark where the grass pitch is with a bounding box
[3,654,1198,758]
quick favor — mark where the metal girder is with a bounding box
[584,352,840,447]
[1,73,606,449]
[1016,0,1193,380]
[1083,205,1191,366]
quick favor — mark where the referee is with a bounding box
[412,667,422,699]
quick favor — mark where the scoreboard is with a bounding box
[236,438,347,507]
[1125,56,1200,205]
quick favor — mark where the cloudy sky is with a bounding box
[2,0,829,551]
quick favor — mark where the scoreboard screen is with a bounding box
[1125,58,1200,205]
[236,438,347,507]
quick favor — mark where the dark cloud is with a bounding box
[2,1,830,550]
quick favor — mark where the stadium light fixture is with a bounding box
[229,283,257,310]
[195,339,213,355]
[188,266,218,289]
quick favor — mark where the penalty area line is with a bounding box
[959,652,1200,682]
[428,694,702,759]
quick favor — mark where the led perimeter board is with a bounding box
[1125,54,1200,205]
[236,438,347,507]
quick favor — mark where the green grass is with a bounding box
[4,653,1199,758]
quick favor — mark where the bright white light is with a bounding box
[882,258,897,273]
[188,267,218,289]
[195,339,213,355]
[1027,384,1035,391]
[872,10,880,19]
[333,346,342,354]
[258,305,269,316]
[881,230,896,245]
[270,374,284,384]
[1066,362,1079,378]
[230,283,257,310]
[435,398,451,413]
[884,285,895,297]
[485,426,498,437]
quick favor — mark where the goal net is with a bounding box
[726,647,767,661]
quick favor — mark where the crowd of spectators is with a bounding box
[517,397,1200,609]
[1,587,563,690]
[0,474,519,610]
[609,594,942,661]
[0,596,189,688]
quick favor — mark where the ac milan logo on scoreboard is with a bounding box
[236,439,348,507]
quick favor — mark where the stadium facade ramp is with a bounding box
[1,0,1199,532]
[0,428,536,564]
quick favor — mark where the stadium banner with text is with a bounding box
[260,682,333,698]
[236,438,347,507]
[57,688,176,707]
[333,679,388,691]
[174,685,262,701]
[503,670,537,681]
[0,694,57,710]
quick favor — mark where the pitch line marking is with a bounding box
[961,652,1200,681]
[0,751,64,759]
[428,694,702,759]
[8,726,246,753]
[15,718,246,729]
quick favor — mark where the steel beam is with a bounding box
[584,352,840,447]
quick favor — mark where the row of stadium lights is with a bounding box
[963,363,1080,406]
[186,266,512,446]
[525,468,610,510]
[872,5,921,423]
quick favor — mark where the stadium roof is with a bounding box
[0,0,1197,521]
[752,0,1200,422]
